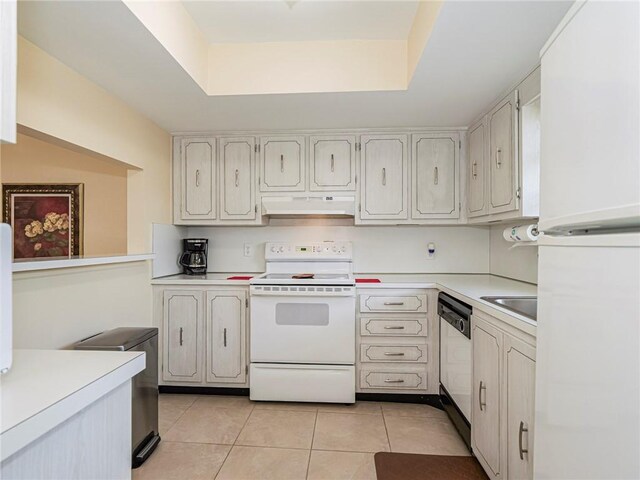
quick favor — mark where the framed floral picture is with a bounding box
[2,184,84,259]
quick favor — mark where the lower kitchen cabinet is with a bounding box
[357,288,438,394]
[472,310,536,480]
[504,335,536,480]
[162,290,204,383]
[205,290,247,384]
[155,286,249,388]
[472,316,502,478]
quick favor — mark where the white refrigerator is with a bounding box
[534,1,640,479]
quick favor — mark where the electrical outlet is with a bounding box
[427,242,436,259]
[243,243,252,257]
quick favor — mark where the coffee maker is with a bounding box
[179,239,208,275]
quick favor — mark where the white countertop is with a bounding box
[0,349,145,461]
[151,273,259,286]
[151,272,537,335]
[355,274,537,336]
[13,254,155,273]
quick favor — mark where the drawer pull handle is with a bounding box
[434,166,439,185]
[195,169,200,187]
[280,154,284,172]
[331,153,335,172]
[384,352,405,356]
[179,327,184,346]
[384,326,405,330]
[223,328,227,347]
[479,381,486,411]
[519,421,529,460]
[496,148,502,169]
[382,167,386,186]
[472,162,477,179]
[384,302,405,306]
[384,379,405,383]
[234,169,239,187]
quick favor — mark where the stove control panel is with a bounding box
[265,242,352,261]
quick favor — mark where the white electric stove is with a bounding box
[249,241,356,404]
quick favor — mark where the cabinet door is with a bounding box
[489,92,519,214]
[162,290,203,383]
[220,137,256,220]
[468,119,487,216]
[505,335,536,480]
[472,318,502,477]
[411,133,459,219]
[180,137,216,221]
[206,290,247,384]
[260,136,305,192]
[360,134,408,220]
[309,135,356,191]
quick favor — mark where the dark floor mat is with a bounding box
[374,452,489,480]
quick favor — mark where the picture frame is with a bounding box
[2,184,84,260]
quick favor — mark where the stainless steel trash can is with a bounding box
[75,327,160,468]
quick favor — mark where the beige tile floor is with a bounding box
[133,394,469,480]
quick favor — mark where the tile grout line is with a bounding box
[160,395,201,435]
[213,402,256,480]
[306,410,319,479]
[212,444,233,480]
[381,411,392,453]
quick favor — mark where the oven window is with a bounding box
[275,303,330,326]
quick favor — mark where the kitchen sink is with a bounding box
[480,296,538,321]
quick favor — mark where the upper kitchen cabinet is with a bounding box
[174,137,217,223]
[411,133,460,220]
[468,118,487,217]
[219,137,257,221]
[467,66,541,223]
[358,134,408,223]
[309,135,357,191]
[488,91,518,214]
[260,136,306,192]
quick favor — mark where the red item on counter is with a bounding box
[355,278,381,283]
[227,276,253,280]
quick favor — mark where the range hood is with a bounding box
[261,196,355,218]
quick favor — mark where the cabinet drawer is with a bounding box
[360,317,427,337]
[360,367,427,390]
[360,294,427,313]
[360,344,427,363]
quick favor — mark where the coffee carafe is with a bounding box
[179,239,208,275]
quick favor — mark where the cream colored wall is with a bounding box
[12,262,152,349]
[1,132,128,256]
[123,0,209,92]
[207,40,407,95]
[16,36,171,253]
[489,225,538,284]
[10,37,172,349]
